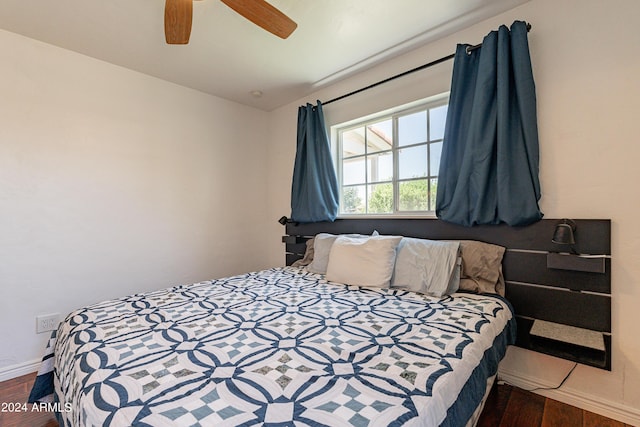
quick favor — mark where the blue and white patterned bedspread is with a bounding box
[30,267,515,426]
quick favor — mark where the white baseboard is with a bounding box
[0,359,41,383]
[498,367,640,426]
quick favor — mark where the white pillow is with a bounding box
[306,232,375,275]
[391,238,461,297]
[325,235,402,288]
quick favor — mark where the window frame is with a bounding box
[333,95,448,217]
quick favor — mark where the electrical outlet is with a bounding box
[36,313,60,334]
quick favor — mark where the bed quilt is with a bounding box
[30,267,515,426]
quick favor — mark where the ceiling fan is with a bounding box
[164,0,297,44]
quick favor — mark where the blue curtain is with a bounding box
[436,21,542,227]
[290,101,339,223]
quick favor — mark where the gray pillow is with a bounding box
[306,233,339,274]
[391,237,460,297]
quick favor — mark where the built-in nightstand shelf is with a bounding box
[547,253,606,274]
[515,317,611,370]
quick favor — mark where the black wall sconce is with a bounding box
[278,216,297,226]
[548,218,606,273]
[552,219,577,249]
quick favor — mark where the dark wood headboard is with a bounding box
[283,218,612,370]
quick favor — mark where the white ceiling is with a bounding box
[0,0,529,111]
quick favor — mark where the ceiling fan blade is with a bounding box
[220,0,297,39]
[165,0,193,44]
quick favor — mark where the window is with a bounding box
[335,98,448,215]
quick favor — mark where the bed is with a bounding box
[29,263,514,426]
[35,218,608,426]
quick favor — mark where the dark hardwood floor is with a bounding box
[477,381,632,427]
[0,372,634,426]
[0,373,57,427]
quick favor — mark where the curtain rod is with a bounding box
[323,22,531,106]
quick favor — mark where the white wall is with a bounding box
[266,0,640,423]
[0,29,271,375]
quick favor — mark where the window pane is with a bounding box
[368,183,393,213]
[342,157,366,186]
[367,120,392,154]
[368,151,393,183]
[399,179,428,211]
[399,145,427,179]
[342,185,366,214]
[342,127,365,157]
[398,111,427,147]
[336,98,448,216]
[429,105,448,141]
[429,179,438,211]
[429,141,442,176]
